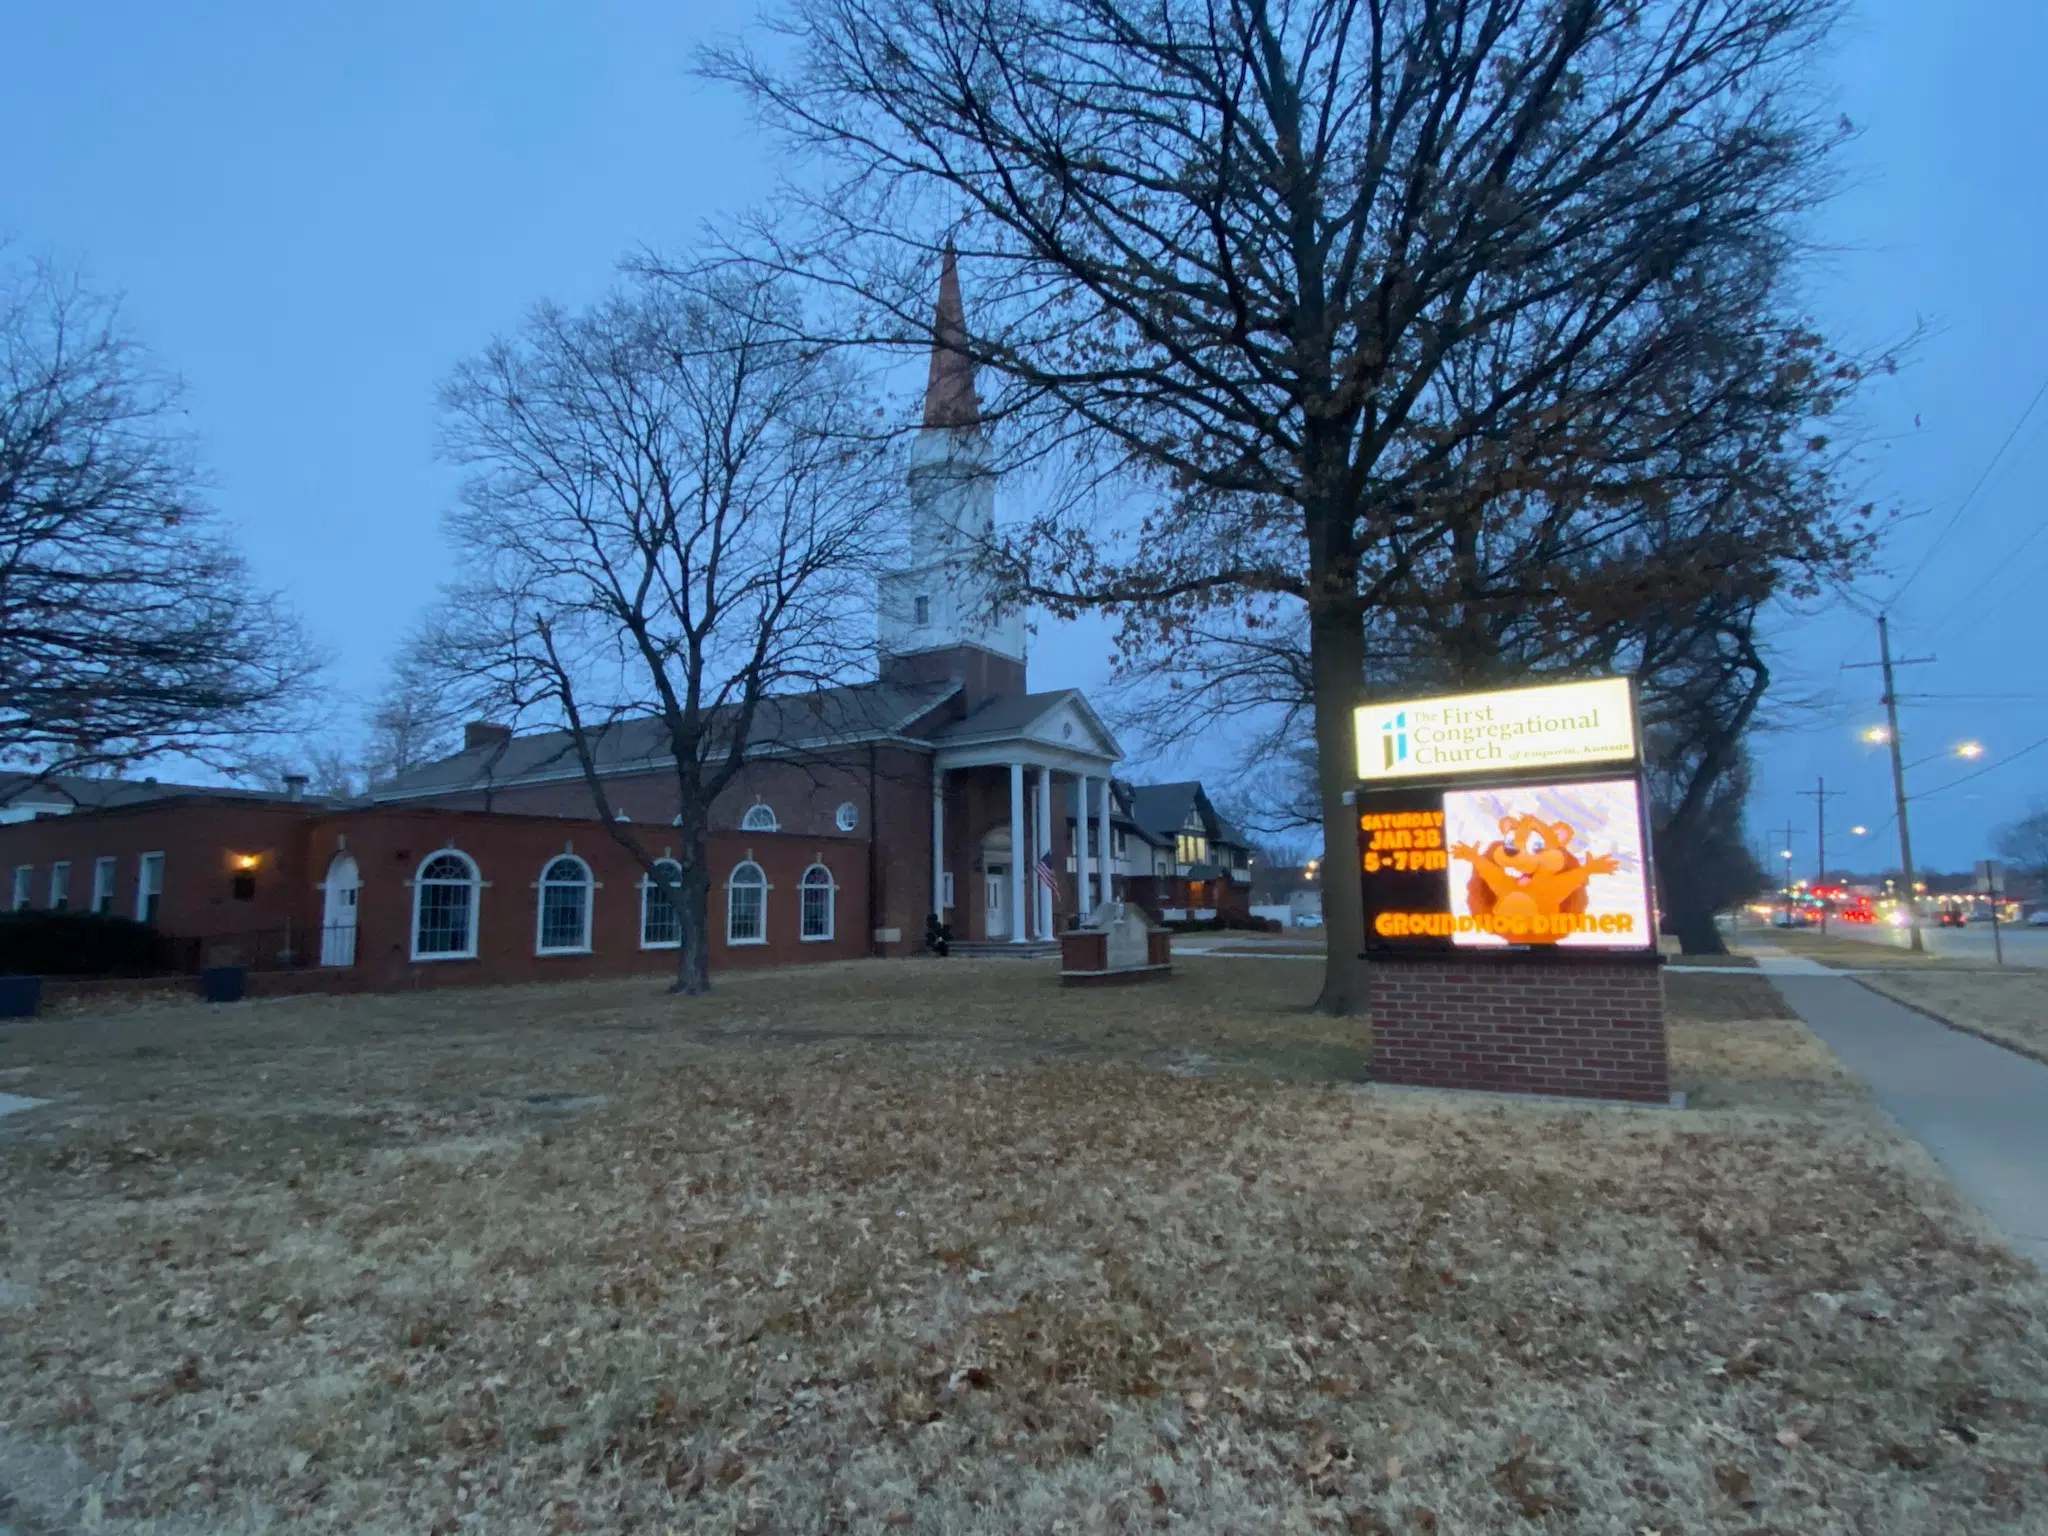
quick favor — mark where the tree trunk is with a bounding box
[672,830,714,995]
[1663,868,1730,957]
[1309,596,1368,1016]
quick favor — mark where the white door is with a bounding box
[984,864,1009,940]
[320,854,359,966]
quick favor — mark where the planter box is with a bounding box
[0,974,42,1019]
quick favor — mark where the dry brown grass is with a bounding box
[1846,970,2048,1066]
[2,957,2045,1534]
[1753,927,1991,970]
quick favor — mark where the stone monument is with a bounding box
[1058,900,1171,987]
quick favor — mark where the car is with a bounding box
[1839,907,1874,924]
[1770,910,1811,929]
[1937,907,1967,928]
[2029,908,2048,928]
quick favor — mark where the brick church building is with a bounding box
[0,260,1250,992]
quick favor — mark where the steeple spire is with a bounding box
[921,245,981,430]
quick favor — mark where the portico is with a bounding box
[927,689,1121,944]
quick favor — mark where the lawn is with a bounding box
[2,957,2045,1534]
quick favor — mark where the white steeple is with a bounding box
[877,248,1027,669]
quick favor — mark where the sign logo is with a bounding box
[1380,711,1408,770]
[1354,677,1637,781]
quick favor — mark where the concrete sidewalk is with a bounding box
[1753,945,2048,1270]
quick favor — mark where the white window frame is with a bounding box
[914,594,931,625]
[834,801,859,832]
[48,861,70,912]
[740,804,779,833]
[941,871,955,910]
[534,855,594,955]
[726,860,768,946]
[639,858,684,949]
[135,852,164,925]
[11,864,31,911]
[91,856,117,914]
[799,863,836,942]
[410,850,481,961]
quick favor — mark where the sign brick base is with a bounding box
[1368,956,1668,1104]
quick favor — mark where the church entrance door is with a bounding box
[984,866,1010,940]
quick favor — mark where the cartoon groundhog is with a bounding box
[1451,813,1620,943]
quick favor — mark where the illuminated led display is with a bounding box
[1358,777,1654,953]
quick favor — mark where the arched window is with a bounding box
[536,855,593,953]
[641,858,683,949]
[799,863,836,941]
[413,851,479,960]
[740,804,779,833]
[726,860,767,945]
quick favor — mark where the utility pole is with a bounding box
[1846,613,1935,952]
[1773,820,1800,919]
[1799,778,1846,932]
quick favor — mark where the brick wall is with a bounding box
[383,747,942,955]
[0,797,317,946]
[1368,957,1669,1104]
[307,807,872,990]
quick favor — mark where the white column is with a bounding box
[1098,774,1114,903]
[1076,773,1093,920]
[1036,765,1053,937]
[1008,760,1027,944]
[931,767,945,920]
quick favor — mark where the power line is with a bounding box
[1891,369,2048,607]
[1913,732,2048,803]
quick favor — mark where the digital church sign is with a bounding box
[1354,678,1654,957]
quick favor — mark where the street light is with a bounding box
[1861,725,1890,744]
[1851,824,1868,836]
[1905,741,1989,772]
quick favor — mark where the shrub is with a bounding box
[0,911,173,977]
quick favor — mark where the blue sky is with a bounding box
[5,0,2041,873]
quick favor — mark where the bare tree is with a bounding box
[711,0,1858,1011]
[1996,810,2048,892]
[425,265,893,993]
[0,255,317,777]
[360,654,459,787]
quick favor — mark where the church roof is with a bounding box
[0,772,348,815]
[921,246,981,430]
[369,679,961,801]
[925,687,1121,759]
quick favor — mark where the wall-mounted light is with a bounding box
[230,852,261,871]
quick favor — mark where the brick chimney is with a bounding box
[465,721,513,751]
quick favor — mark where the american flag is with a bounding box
[1033,854,1059,892]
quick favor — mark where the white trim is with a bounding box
[91,856,117,915]
[941,870,955,910]
[726,859,768,946]
[411,849,480,961]
[134,851,164,925]
[47,860,70,912]
[11,863,31,911]
[534,854,594,955]
[799,862,836,941]
[639,858,684,949]
[740,803,780,833]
